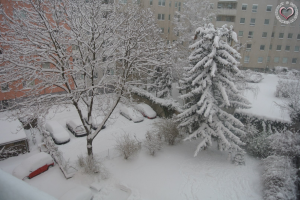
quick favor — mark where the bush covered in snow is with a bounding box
[115,134,141,159]
[274,66,289,74]
[268,130,300,158]
[262,155,298,200]
[153,118,180,145]
[275,79,298,98]
[77,155,109,178]
[144,132,163,156]
[246,131,272,159]
[241,70,264,83]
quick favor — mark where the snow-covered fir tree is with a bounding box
[148,65,173,98]
[177,23,251,157]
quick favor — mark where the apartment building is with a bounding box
[208,0,300,71]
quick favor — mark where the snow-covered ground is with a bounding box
[0,104,263,200]
[235,73,290,123]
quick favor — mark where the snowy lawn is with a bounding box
[0,105,263,200]
[236,73,291,123]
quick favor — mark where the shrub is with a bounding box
[268,130,300,158]
[77,155,109,178]
[144,131,163,156]
[115,133,141,159]
[153,118,180,145]
[246,131,272,158]
[262,155,297,200]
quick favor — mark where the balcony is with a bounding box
[217,2,237,15]
[217,8,237,16]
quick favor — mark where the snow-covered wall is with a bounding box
[0,169,57,200]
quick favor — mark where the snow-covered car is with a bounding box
[12,152,54,180]
[66,119,87,137]
[120,106,144,123]
[45,121,70,145]
[84,116,106,130]
[60,186,93,200]
[135,103,157,119]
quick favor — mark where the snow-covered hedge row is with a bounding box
[262,155,298,200]
[241,70,264,83]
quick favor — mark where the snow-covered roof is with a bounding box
[0,119,27,145]
[236,74,291,123]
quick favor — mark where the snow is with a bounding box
[59,186,93,200]
[45,121,70,143]
[0,104,263,200]
[236,73,291,123]
[0,169,57,200]
[12,152,54,179]
[0,117,27,145]
[135,103,157,118]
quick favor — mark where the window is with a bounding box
[266,5,272,11]
[279,33,284,39]
[288,33,293,39]
[168,27,170,33]
[240,18,245,24]
[158,14,165,20]
[267,56,270,62]
[250,18,255,25]
[244,56,250,63]
[217,15,235,22]
[158,0,165,6]
[264,19,270,24]
[238,31,243,37]
[274,57,279,63]
[107,69,114,75]
[23,80,35,88]
[295,46,299,52]
[178,2,181,11]
[260,45,265,50]
[297,34,300,39]
[169,0,171,7]
[209,3,214,9]
[252,4,258,12]
[133,0,140,4]
[282,57,288,63]
[169,14,170,20]
[42,62,50,69]
[246,44,252,50]
[276,45,282,51]
[262,32,267,37]
[292,58,297,64]
[258,57,263,63]
[269,45,272,50]
[1,83,9,92]
[119,0,127,4]
[13,9,27,19]
[93,72,98,78]
[242,4,247,10]
[175,1,177,7]
[271,32,274,37]
[248,31,253,38]
[285,46,290,51]
[161,28,164,33]
[150,0,152,5]
[1,100,9,109]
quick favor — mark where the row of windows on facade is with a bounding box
[158,13,180,21]
[244,56,298,64]
[216,3,273,13]
[150,0,181,9]
[245,43,300,52]
[238,30,300,40]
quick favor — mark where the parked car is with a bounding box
[120,106,144,123]
[66,119,87,137]
[45,121,70,145]
[84,116,106,130]
[135,103,157,119]
[12,152,54,180]
[60,186,93,200]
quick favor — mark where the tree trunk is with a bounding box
[87,138,93,157]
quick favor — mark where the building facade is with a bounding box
[209,0,300,71]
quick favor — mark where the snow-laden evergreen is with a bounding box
[148,65,173,98]
[177,23,251,157]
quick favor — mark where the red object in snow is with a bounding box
[28,163,54,179]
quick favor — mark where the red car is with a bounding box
[12,152,54,180]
